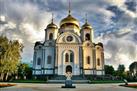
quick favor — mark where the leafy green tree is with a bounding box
[0,36,23,81]
[118,64,125,73]
[116,64,125,78]
[129,61,137,77]
[17,63,32,79]
[104,65,115,75]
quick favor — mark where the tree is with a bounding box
[116,64,125,78]
[129,61,137,77]
[117,64,125,73]
[17,63,32,79]
[104,65,115,75]
[0,36,23,81]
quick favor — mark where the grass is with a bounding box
[89,80,123,84]
[129,87,137,89]
[12,79,47,83]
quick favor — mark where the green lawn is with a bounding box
[90,80,123,84]
[129,87,137,89]
[12,79,47,83]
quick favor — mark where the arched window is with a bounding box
[66,65,72,73]
[70,52,74,62]
[65,53,69,62]
[85,33,90,40]
[87,56,90,64]
[49,33,53,40]
[97,58,100,66]
[37,58,41,65]
[47,56,52,64]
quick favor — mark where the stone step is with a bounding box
[51,75,87,80]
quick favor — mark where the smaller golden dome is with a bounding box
[60,14,79,28]
[47,22,58,29]
[82,22,92,29]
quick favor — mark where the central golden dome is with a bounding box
[60,14,79,28]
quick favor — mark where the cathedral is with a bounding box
[32,9,105,77]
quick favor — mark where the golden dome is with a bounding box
[60,14,79,28]
[47,22,58,29]
[82,22,92,29]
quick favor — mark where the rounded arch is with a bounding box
[70,52,74,62]
[37,57,41,65]
[56,32,82,44]
[85,33,90,40]
[87,56,90,64]
[66,65,72,73]
[97,58,100,66]
[65,53,69,62]
[63,50,74,63]
[47,55,52,64]
[49,33,53,40]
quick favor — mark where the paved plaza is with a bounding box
[0,83,137,91]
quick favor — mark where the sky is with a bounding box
[0,0,137,70]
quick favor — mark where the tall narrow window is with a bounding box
[65,53,69,62]
[49,33,53,40]
[87,56,90,64]
[37,58,41,65]
[85,33,90,40]
[70,52,74,62]
[47,56,52,64]
[97,58,100,66]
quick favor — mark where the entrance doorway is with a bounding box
[66,65,72,73]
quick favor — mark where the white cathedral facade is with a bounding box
[32,12,105,77]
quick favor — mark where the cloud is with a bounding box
[0,0,53,63]
[106,0,126,7]
[95,27,137,70]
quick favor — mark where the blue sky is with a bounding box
[0,0,137,70]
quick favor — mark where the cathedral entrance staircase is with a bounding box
[47,75,90,83]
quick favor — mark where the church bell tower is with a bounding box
[81,14,94,42]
